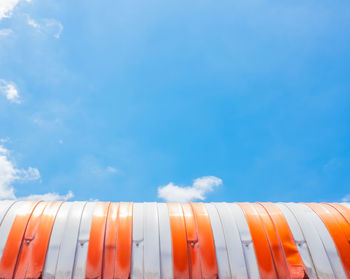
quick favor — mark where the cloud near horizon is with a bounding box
[0,142,73,201]
[158,176,222,202]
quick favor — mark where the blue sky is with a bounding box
[0,0,350,202]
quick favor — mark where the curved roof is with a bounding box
[0,201,349,278]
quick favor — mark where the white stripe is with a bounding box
[55,202,86,279]
[0,200,16,227]
[205,203,231,279]
[342,203,350,209]
[43,202,72,279]
[157,203,173,279]
[131,203,144,279]
[229,203,260,279]
[214,203,249,279]
[305,204,347,279]
[72,202,96,279]
[285,203,337,279]
[276,203,317,279]
[0,201,25,260]
[144,203,161,279]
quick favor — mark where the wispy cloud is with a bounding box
[20,190,74,201]
[27,17,63,39]
[0,79,20,103]
[158,176,222,202]
[0,143,40,199]
[0,29,13,36]
[0,142,73,201]
[342,194,350,202]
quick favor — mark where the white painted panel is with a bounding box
[55,202,86,279]
[72,202,96,279]
[157,203,173,279]
[305,204,347,279]
[131,203,144,279]
[0,201,16,227]
[0,201,25,260]
[205,203,231,279]
[285,203,336,279]
[229,203,260,279]
[144,203,161,279]
[43,202,72,279]
[214,203,249,279]
[276,203,317,279]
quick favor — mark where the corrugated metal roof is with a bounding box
[0,201,349,278]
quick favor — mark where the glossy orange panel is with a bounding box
[191,203,218,279]
[168,203,190,279]
[0,201,41,279]
[114,202,133,279]
[237,202,278,279]
[253,203,290,279]
[25,201,62,278]
[14,201,62,279]
[182,203,201,278]
[260,203,307,279]
[103,203,120,278]
[307,203,350,277]
[85,202,110,279]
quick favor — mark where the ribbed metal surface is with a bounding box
[0,201,349,278]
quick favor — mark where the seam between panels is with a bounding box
[257,203,294,278]
[303,203,342,278]
[1,201,43,279]
[101,202,112,278]
[232,202,261,279]
[71,201,88,277]
[0,201,17,227]
[278,203,318,279]
[157,203,163,279]
[228,203,250,279]
[287,203,333,279]
[253,203,280,279]
[14,201,45,279]
[213,203,233,279]
[308,203,349,278]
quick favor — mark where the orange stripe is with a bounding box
[85,202,111,279]
[13,201,62,279]
[327,203,350,241]
[182,203,202,278]
[168,203,190,279]
[254,203,290,278]
[307,203,350,277]
[0,201,41,279]
[191,203,218,279]
[237,202,279,278]
[260,203,308,279]
[103,203,119,278]
[114,202,133,279]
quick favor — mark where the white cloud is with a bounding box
[0,79,20,103]
[0,142,73,201]
[158,176,223,202]
[106,166,118,173]
[342,194,350,202]
[27,17,63,39]
[0,29,13,36]
[20,190,74,201]
[0,144,40,199]
[0,0,21,20]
